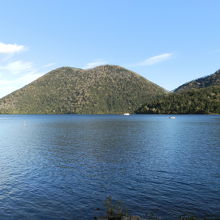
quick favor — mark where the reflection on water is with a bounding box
[0,115,219,219]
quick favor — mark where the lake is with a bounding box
[0,115,219,219]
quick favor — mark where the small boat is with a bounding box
[169,116,176,119]
[123,113,130,116]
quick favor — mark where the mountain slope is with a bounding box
[0,65,167,114]
[136,86,220,114]
[175,69,220,92]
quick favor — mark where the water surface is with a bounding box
[0,115,219,219]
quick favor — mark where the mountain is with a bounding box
[175,69,220,92]
[136,69,220,114]
[136,86,220,114]
[0,65,167,114]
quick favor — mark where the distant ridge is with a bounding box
[136,68,220,114]
[136,86,220,114]
[0,65,167,114]
[175,69,220,92]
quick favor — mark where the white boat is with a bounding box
[123,113,130,116]
[169,116,176,119]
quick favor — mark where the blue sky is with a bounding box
[0,0,220,97]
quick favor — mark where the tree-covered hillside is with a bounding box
[136,86,220,114]
[0,65,166,114]
[175,69,220,92]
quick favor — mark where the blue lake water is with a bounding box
[0,114,219,219]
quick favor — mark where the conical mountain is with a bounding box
[0,65,167,114]
[175,69,220,92]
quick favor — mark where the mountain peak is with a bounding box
[0,65,166,114]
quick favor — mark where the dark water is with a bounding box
[0,115,219,219]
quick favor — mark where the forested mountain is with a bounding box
[175,69,220,92]
[136,86,220,114]
[0,65,166,114]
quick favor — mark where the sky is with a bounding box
[0,0,220,97]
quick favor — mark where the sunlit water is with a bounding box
[0,115,219,219]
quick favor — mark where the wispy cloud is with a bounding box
[0,60,45,98]
[0,72,44,98]
[131,53,173,67]
[0,60,32,75]
[0,42,49,98]
[83,59,107,69]
[0,59,45,98]
[0,42,26,54]
[43,63,55,68]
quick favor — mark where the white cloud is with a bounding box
[0,60,45,98]
[43,63,55,68]
[83,59,107,69]
[0,72,44,98]
[0,60,32,75]
[0,42,54,98]
[0,42,26,54]
[131,53,173,67]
